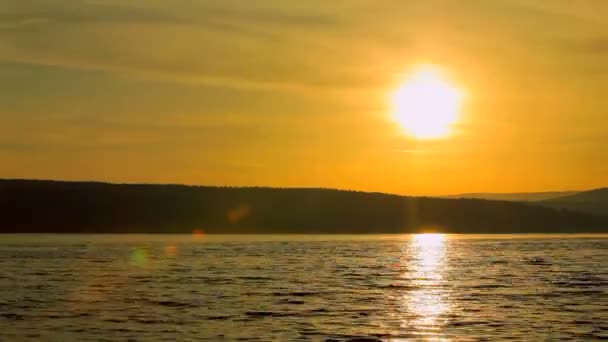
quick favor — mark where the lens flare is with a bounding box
[227,203,251,224]
[165,244,178,257]
[192,229,205,240]
[130,247,148,266]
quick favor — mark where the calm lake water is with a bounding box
[0,234,606,341]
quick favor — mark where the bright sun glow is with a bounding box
[392,66,464,139]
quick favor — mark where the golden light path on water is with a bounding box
[403,233,450,339]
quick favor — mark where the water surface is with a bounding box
[0,234,606,341]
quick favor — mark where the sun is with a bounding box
[391,66,464,139]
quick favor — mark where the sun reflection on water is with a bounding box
[404,233,450,337]
[412,234,445,276]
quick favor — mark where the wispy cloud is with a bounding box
[573,36,608,54]
[3,0,603,95]
[0,0,366,93]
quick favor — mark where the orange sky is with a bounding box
[1,0,607,195]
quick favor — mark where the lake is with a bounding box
[0,234,606,341]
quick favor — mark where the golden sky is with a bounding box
[1,0,607,195]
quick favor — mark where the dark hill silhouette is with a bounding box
[541,188,608,216]
[443,191,579,202]
[0,179,606,234]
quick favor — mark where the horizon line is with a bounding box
[0,177,596,198]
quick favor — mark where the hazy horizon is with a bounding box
[0,176,592,198]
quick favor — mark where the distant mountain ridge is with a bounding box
[541,188,608,216]
[1,179,606,234]
[443,191,579,202]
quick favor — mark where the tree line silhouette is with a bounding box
[1,179,606,233]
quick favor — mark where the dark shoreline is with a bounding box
[2,179,607,234]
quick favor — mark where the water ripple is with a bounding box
[0,234,605,341]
